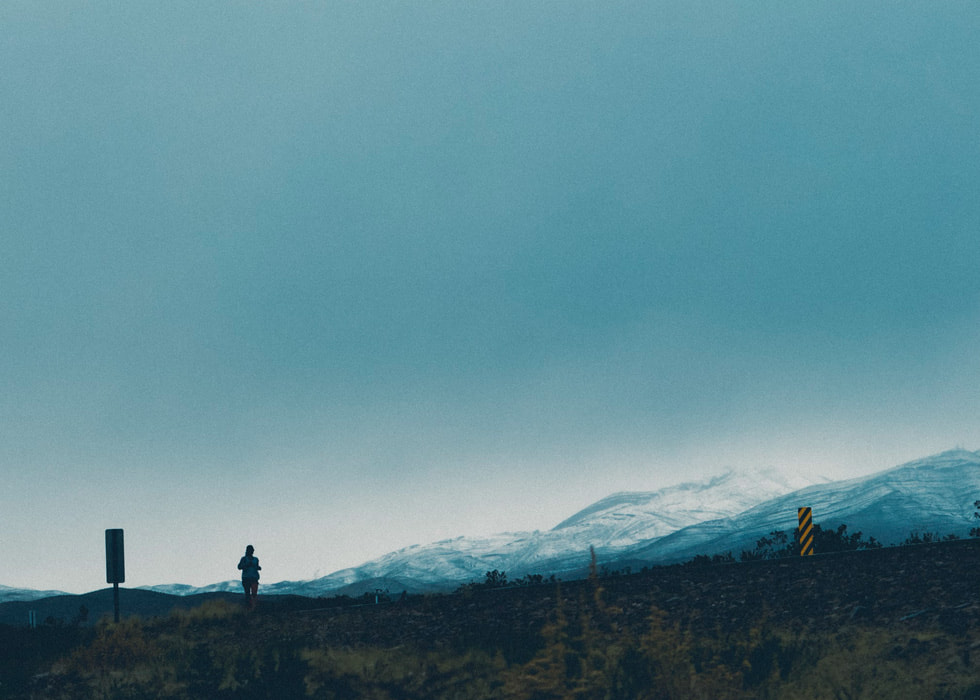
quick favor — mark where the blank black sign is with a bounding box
[105,529,125,584]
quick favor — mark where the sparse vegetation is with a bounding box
[903,531,962,545]
[739,523,882,561]
[456,569,558,593]
[4,531,980,699]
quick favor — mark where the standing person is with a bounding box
[237,545,261,610]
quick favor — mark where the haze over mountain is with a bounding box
[3,449,976,606]
[629,448,980,565]
[0,585,70,604]
[135,448,978,598]
[4,2,979,599]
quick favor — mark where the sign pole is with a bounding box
[105,529,125,622]
[798,508,814,556]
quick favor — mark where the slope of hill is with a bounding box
[9,539,980,700]
[294,449,979,595]
[0,587,326,627]
[626,448,980,566]
[552,466,822,545]
[6,449,978,601]
[263,466,824,596]
[0,585,68,604]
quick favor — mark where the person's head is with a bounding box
[246,545,254,556]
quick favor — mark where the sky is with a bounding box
[2,2,979,595]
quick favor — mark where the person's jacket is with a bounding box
[238,555,261,580]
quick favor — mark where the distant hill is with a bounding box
[0,588,244,627]
[0,584,68,604]
[5,449,979,603]
[249,465,824,597]
[626,448,980,566]
[259,449,980,596]
[8,539,980,699]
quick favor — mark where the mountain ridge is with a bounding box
[144,449,978,597]
[4,449,977,602]
[626,448,980,565]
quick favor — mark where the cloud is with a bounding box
[2,2,979,592]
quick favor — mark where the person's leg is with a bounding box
[248,580,258,610]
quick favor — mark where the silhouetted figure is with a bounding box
[237,545,261,610]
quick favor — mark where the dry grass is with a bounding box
[12,542,980,699]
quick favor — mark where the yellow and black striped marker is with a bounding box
[798,507,814,556]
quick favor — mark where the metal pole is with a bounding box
[105,528,125,622]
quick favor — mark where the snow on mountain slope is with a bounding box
[125,449,980,598]
[139,466,820,597]
[627,448,980,565]
[0,584,68,603]
[286,467,826,596]
[552,468,822,548]
[138,582,243,596]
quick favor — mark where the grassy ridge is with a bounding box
[4,540,980,699]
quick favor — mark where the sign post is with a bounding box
[797,508,814,556]
[105,529,125,622]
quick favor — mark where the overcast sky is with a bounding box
[3,2,979,594]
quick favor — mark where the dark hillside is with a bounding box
[0,589,238,627]
[275,538,980,650]
[5,540,980,699]
[0,589,317,627]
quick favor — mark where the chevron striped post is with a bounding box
[798,507,814,556]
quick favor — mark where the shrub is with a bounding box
[67,617,157,673]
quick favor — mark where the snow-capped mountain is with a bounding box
[195,466,826,597]
[137,582,244,596]
[0,584,68,604]
[629,448,980,565]
[11,449,978,602]
[552,467,822,547]
[142,466,819,598]
[281,449,980,596]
